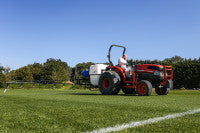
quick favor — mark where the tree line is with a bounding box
[0,56,200,89]
[0,58,71,88]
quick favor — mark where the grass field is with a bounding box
[0,89,200,133]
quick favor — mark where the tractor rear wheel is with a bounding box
[98,71,121,95]
[122,88,136,94]
[136,80,152,96]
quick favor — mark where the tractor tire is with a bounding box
[155,80,173,95]
[155,86,170,95]
[98,71,121,95]
[122,88,136,94]
[155,87,162,95]
[136,80,152,96]
[167,80,173,89]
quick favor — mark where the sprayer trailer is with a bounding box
[86,45,173,96]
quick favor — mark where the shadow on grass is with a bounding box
[56,92,101,96]
[70,93,138,96]
[55,92,148,96]
[55,89,159,96]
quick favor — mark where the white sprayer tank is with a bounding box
[89,64,108,86]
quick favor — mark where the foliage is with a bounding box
[28,63,43,80]
[7,83,73,89]
[6,58,71,83]
[0,66,5,88]
[0,66,10,88]
[163,55,184,64]
[43,58,70,81]
[172,58,200,89]
[12,66,33,81]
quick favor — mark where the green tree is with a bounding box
[14,66,33,81]
[163,55,184,64]
[43,58,70,81]
[28,63,43,80]
[0,65,6,88]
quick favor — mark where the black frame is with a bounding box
[107,45,126,66]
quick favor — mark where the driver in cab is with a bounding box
[119,54,133,78]
[118,54,127,71]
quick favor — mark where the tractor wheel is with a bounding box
[155,86,170,95]
[167,80,173,89]
[136,80,152,96]
[98,71,121,95]
[155,87,162,95]
[155,80,173,95]
[155,80,172,95]
[122,88,136,94]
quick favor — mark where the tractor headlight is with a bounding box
[154,71,164,79]
[154,70,160,76]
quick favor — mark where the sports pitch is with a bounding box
[0,89,200,133]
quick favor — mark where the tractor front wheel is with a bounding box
[155,80,173,95]
[136,80,152,96]
[155,86,170,95]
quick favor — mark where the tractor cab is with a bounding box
[107,45,130,70]
[107,45,135,80]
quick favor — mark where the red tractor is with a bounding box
[97,45,173,96]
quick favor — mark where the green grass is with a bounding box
[0,89,200,133]
[121,112,200,133]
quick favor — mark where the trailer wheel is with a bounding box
[98,71,121,95]
[136,80,152,96]
[122,88,136,94]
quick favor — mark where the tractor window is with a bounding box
[110,47,125,66]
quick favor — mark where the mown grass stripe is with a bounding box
[88,108,200,133]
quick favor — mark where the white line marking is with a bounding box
[88,108,200,133]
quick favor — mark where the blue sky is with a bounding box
[0,0,199,69]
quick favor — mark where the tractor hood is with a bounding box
[136,64,164,73]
